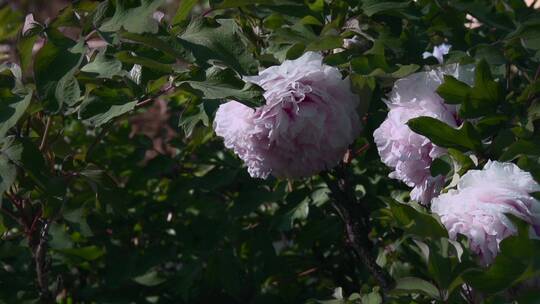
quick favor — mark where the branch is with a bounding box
[30,219,52,302]
[39,117,52,151]
[135,83,176,108]
[0,204,20,224]
[84,29,97,42]
[321,169,395,296]
[1,193,54,301]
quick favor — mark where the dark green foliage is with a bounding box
[0,0,539,303]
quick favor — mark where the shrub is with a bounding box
[0,0,539,303]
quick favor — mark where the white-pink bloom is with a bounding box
[423,43,452,64]
[374,64,474,204]
[22,14,38,37]
[214,52,362,179]
[432,161,540,264]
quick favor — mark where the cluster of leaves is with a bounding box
[0,0,539,303]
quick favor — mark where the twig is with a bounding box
[297,267,318,277]
[506,63,511,91]
[135,97,155,108]
[2,192,54,301]
[30,219,52,302]
[321,170,395,297]
[85,126,110,162]
[202,8,214,17]
[0,205,20,224]
[84,29,97,42]
[39,117,51,151]
[135,84,176,108]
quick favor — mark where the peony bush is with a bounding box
[0,1,539,303]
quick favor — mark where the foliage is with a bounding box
[0,0,539,303]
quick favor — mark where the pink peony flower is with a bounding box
[432,161,540,264]
[214,52,362,179]
[22,14,38,37]
[373,64,474,204]
[422,43,452,64]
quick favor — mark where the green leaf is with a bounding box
[436,75,471,105]
[361,0,411,17]
[451,1,513,31]
[463,219,540,293]
[133,270,167,286]
[206,250,245,299]
[351,54,389,76]
[390,64,420,78]
[177,18,258,75]
[172,0,199,24]
[79,86,137,127]
[179,103,209,137]
[0,139,22,200]
[210,0,284,9]
[19,139,53,193]
[430,156,452,177]
[277,197,310,231]
[306,35,343,52]
[499,140,540,161]
[382,197,447,238]
[56,245,105,261]
[55,76,81,107]
[407,117,483,152]
[119,31,185,59]
[474,44,506,65]
[426,239,455,290]
[0,90,32,140]
[518,80,540,104]
[17,35,39,73]
[33,33,85,113]
[50,4,80,29]
[475,115,508,138]
[181,67,265,106]
[526,101,540,132]
[459,60,503,118]
[447,148,474,175]
[115,51,172,73]
[0,6,23,41]
[360,289,382,304]
[81,50,124,79]
[48,223,74,249]
[392,277,440,299]
[306,0,324,11]
[510,24,540,51]
[99,0,165,34]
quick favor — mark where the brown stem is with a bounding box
[30,219,53,303]
[135,83,176,108]
[0,204,20,224]
[39,117,51,151]
[506,63,511,92]
[85,126,110,162]
[321,170,395,296]
[2,192,54,301]
[84,29,97,42]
